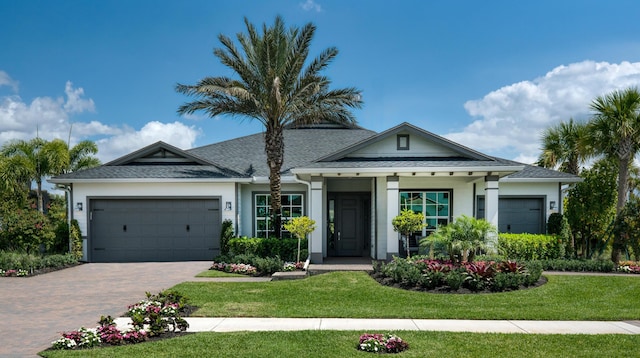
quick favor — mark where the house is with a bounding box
[50,122,580,263]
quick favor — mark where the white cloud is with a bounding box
[63,81,95,113]
[0,71,19,92]
[445,60,640,163]
[0,75,200,164]
[300,0,322,12]
[96,121,200,162]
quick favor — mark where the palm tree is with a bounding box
[1,138,69,212]
[176,16,363,238]
[587,87,640,264]
[67,140,100,173]
[537,118,589,175]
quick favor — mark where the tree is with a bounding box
[565,159,617,259]
[283,216,316,263]
[176,16,362,238]
[1,138,69,213]
[587,87,640,264]
[392,209,426,258]
[537,118,589,175]
[67,140,100,173]
[420,215,496,264]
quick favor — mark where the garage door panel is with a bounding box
[90,199,220,262]
[477,197,544,234]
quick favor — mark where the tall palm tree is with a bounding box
[537,118,589,175]
[176,16,363,238]
[1,138,69,212]
[67,140,100,173]
[587,87,640,264]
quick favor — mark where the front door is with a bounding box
[328,193,370,257]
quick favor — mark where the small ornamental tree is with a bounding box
[283,216,316,263]
[392,209,426,258]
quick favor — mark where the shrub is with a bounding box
[220,219,234,256]
[358,333,409,354]
[530,259,615,272]
[0,251,77,275]
[421,215,496,263]
[227,237,308,262]
[70,219,83,260]
[375,257,539,293]
[498,233,563,261]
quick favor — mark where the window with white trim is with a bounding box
[399,190,451,238]
[254,193,304,238]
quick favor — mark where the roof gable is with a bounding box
[318,122,493,162]
[106,141,213,166]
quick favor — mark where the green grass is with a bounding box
[194,269,246,278]
[174,272,640,320]
[39,331,640,357]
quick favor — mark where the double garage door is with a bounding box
[477,197,545,234]
[90,199,221,262]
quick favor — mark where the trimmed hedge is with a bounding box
[0,251,78,273]
[227,237,308,262]
[498,233,564,261]
[530,259,616,273]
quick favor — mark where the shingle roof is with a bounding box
[49,123,580,183]
[187,127,377,177]
[51,165,236,180]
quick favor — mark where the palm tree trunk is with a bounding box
[36,179,44,213]
[612,156,631,264]
[265,122,284,239]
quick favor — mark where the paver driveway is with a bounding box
[0,261,211,357]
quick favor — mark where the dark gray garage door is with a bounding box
[90,199,220,262]
[477,197,544,234]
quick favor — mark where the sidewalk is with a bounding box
[114,317,640,335]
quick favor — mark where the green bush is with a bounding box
[529,259,615,272]
[547,213,572,258]
[220,219,234,256]
[227,237,308,262]
[0,251,77,273]
[253,256,285,275]
[498,233,563,261]
[69,219,83,260]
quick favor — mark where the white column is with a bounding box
[484,175,499,251]
[309,177,324,263]
[386,176,400,260]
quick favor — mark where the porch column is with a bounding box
[386,176,400,260]
[309,176,324,263]
[484,175,499,251]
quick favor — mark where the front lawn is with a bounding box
[39,330,640,357]
[174,271,640,320]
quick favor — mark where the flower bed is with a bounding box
[618,261,640,274]
[372,257,543,293]
[50,291,189,350]
[358,333,409,354]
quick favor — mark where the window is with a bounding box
[255,193,304,238]
[399,190,451,239]
[397,134,410,150]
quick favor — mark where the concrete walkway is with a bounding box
[115,317,640,335]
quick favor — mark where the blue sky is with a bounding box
[2,0,640,165]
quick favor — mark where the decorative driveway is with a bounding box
[0,261,211,357]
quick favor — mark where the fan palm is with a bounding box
[176,16,363,237]
[587,87,640,263]
[537,118,589,175]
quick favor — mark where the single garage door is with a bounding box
[477,197,544,234]
[90,199,220,262]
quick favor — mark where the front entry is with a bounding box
[327,192,370,257]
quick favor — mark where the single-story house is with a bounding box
[50,122,580,263]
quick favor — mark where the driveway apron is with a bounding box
[0,261,211,357]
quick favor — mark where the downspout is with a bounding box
[293,174,312,268]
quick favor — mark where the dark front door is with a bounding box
[328,193,370,257]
